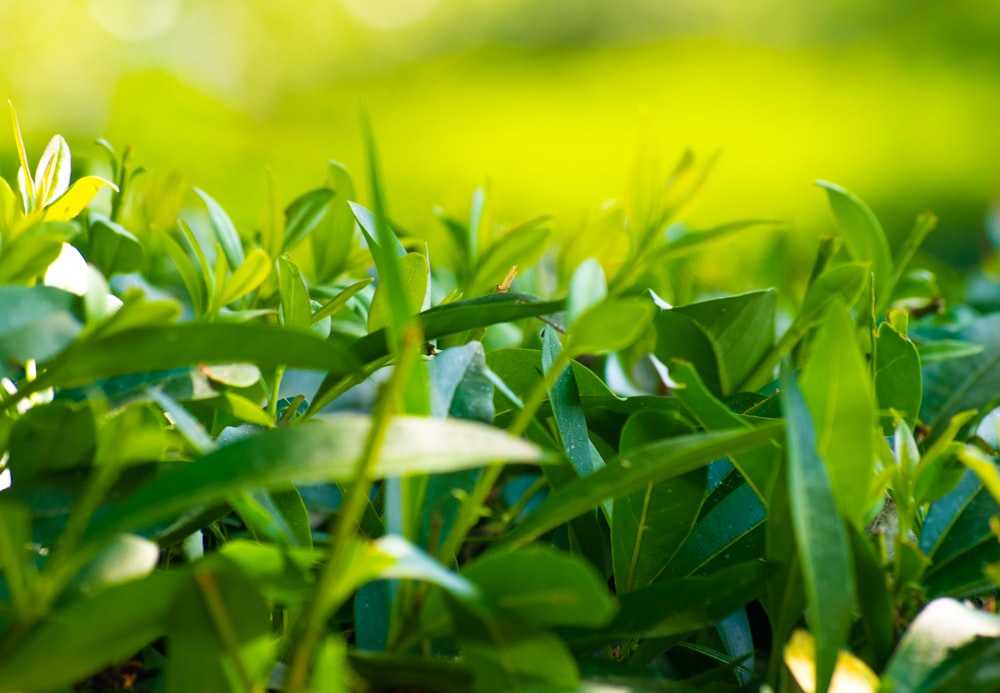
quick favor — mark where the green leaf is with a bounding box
[310,293,562,413]
[917,339,983,365]
[461,546,616,628]
[193,187,245,271]
[309,163,356,281]
[875,320,922,431]
[277,255,313,331]
[286,188,334,251]
[80,415,545,551]
[656,290,776,396]
[0,571,182,693]
[661,477,766,578]
[566,258,607,327]
[0,285,81,366]
[218,247,271,306]
[448,605,580,693]
[88,216,144,276]
[311,278,373,325]
[848,524,894,669]
[565,297,655,356]
[7,401,96,480]
[816,181,893,312]
[161,231,207,315]
[360,118,413,352]
[498,422,783,551]
[0,226,69,285]
[781,367,855,693]
[611,412,707,592]
[18,323,357,401]
[367,252,429,334]
[542,329,598,475]
[563,560,775,646]
[889,211,938,299]
[670,359,778,502]
[920,469,1000,598]
[165,555,273,693]
[921,314,1000,442]
[799,299,876,525]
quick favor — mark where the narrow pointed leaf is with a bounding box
[782,368,855,693]
[498,422,783,550]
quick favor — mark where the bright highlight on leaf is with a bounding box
[784,629,879,693]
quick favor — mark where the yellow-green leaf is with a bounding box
[43,176,118,222]
[219,248,272,306]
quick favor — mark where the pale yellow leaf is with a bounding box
[34,134,71,207]
[784,629,879,693]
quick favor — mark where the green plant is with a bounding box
[2,106,1000,693]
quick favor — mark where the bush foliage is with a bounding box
[2,107,1000,693]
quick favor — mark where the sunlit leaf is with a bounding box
[43,176,117,222]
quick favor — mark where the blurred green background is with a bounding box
[2,0,999,287]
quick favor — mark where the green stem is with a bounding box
[283,327,420,693]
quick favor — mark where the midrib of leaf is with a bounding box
[681,517,765,577]
[626,483,655,592]
[814,367,841,461]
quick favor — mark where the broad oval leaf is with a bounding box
[565,297,655,356]
[460,546,616,628]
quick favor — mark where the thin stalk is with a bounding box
[434,347,572,565]
[267,366,286,420]
[194,570,259,693]
[283,327,420,693]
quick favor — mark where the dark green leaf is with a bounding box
[921,314,1000,442]
[656,290,776,397]
[781,368,855,693]
[498,422,783,551]
[0,572,182,693]
[563,561,775,646]
[611,412,707,592]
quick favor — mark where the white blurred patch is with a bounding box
[89,0,179,41]
[342,0,439,30]
[44,243,90,296]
